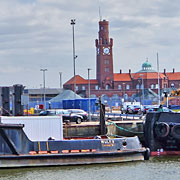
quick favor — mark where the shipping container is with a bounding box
[63,98,97,112]
[0,116,63,141]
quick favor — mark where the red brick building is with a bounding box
[64,20,180,102]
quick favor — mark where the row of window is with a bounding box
[99,37,108,44]
[76,85,112,91]
[136,84,159,89]
[79,84,130,91]
[118,84,130,90]
[104,59,110,73]
[76,85,99,91]
[75,84,162,91]
[117,84,159,90]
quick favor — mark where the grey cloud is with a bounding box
[111,18,151,30]
[154,0,180,18]
[0,0,180,88]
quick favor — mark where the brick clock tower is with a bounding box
[95,20,114,90]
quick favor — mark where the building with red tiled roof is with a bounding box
[63,20,180,102]
[65,75,98,85]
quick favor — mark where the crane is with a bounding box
[161,88,180,106]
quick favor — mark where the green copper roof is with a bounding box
[142,61,152,68]
[137,60,156,73]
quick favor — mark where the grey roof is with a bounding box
[134,88,158,98]
[144,89,159,98]
[25,88,63,95]
[49,90,82,102]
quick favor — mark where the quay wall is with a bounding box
[63,119,144,142]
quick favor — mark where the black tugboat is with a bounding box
[144,111,180,156]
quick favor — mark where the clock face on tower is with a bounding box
[103,47,110,55]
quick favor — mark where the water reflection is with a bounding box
[0,157,180,180]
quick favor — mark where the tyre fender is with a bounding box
[154,122,170,138]
[171,124,180,139]
[144,148,150,160]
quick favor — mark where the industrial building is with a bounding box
[64,19,180,104]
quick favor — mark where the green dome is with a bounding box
[136,59,156,73]
[142,61,152,69]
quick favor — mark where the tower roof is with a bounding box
[137,59,156,73]
[142,61,152,68]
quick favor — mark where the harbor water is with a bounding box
[0,157,180,180]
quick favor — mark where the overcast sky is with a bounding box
[0,0,180,88]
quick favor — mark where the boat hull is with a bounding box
[0,150,145,168]
[0,122,149,168]
[151,150,180,156]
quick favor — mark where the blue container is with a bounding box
[62,99,75,109]
[62,98,97,112]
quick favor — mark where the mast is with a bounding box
[157,53,161,105]
[98,0,102,21]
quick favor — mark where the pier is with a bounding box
[63,115,144,142]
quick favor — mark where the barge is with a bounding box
[0,116,149,168]
[144,112,180,156]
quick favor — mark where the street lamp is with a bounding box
[70,19,78,93]
[88,68,92,120]
[140,74,144,105]
[40,69,47,110]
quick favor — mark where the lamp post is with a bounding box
[59,72,62,89]
[88,68,92,120]
[40,84,43,102]
[140,74,144,105]
[40,69,47,110]
[70,19,78,93]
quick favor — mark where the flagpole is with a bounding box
[157,53,161,105]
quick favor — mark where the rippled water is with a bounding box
[0,157,180,180]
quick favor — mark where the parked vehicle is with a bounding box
[143,105,153,114]
[39,109,83,124]
[121,102,143,114]
[127,105,143,114]
[122,105,143,114]
[147,105,159,112]
[162,107,173,112]
[67,109,88,120]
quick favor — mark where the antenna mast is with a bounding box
[157,53,161,106]
[98,0,102,21]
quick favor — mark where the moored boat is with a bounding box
[0,116,149,168]
[144,111,180,156]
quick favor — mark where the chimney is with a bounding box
[173,68,175,73]
[120,69,122,74]
[95,39,98,47]
[164,69,166,75]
